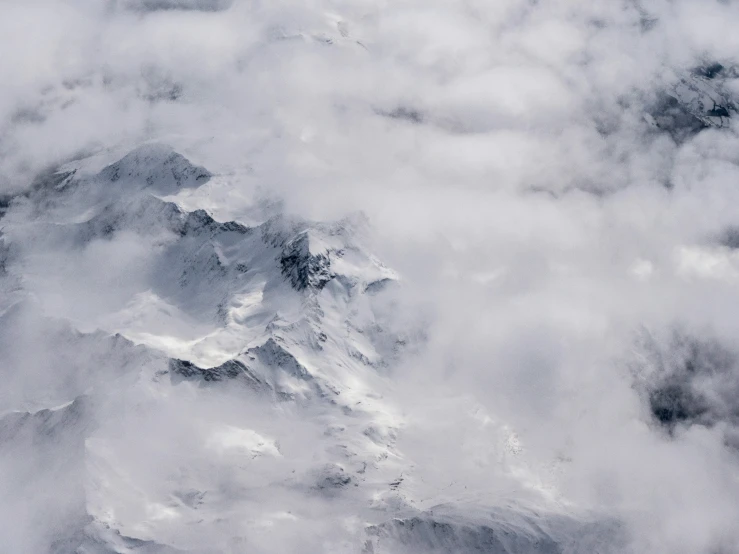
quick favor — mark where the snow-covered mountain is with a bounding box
[646,62,738,141]
[0,145,626,553]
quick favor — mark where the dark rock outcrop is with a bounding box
[280,231,335,291]
[168,358,267,389]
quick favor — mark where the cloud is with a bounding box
[3,1,739,553]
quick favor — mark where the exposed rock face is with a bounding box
[168,358,269,390]
[280,231,335,291]
[647,62,738,141]
[170,358,247,381]
[262,214,387,293]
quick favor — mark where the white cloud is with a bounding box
[2,1,739,553]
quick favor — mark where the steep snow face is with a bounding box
[0,145,621,553]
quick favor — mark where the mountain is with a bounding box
[646,62,738,142]
[0,145,621,553]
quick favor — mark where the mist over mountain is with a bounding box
[3,1,739,553]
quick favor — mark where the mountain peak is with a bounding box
[97,144,212,194]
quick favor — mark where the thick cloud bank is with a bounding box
[3,1,739,553]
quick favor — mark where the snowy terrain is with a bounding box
[0,145,622,553]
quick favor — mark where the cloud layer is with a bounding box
[3,1,739,553]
